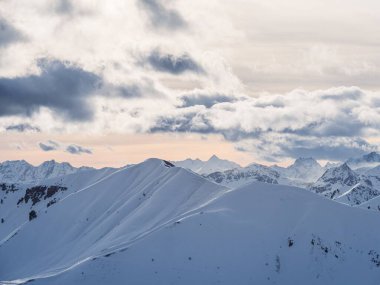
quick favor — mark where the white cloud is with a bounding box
[1,0,380,161]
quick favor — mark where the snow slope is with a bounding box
[1,159,380,284]
[360,195,380,212]
[7,181,380,285]
[0,159,227,283]
[0,166,119,247]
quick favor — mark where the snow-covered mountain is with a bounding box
[0,160,94,183]
[309,163,380,205]
[272,157,325,187]
[310,163,360,197]
[0,158,227,283]
[1,160,380,284]
[202,154,380,206]
[205,157,325,189]
[173,155,240,175]
[346,151,380,170]
[204,163,279,188]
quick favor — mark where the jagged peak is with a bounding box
[1,159,30,165]
[340,162,350,169]
[289,157,321,169]
[362,151,380,161]
[38,160,74,169]
[0,159,91,183]
[208,154,221,161]
[321,162,356,178]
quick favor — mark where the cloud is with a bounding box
[235,134,377,162]
[39,140,60,152]
[139,0,186,30]
[0,59,102,121]
[5,123,41,133]
[148,86,380,160]
[179,91,238,108]
[0,17,25,48]
[65,144,92,155]
[54,0,74,15]
[52,0,93,17]
[38,140,92,155]
[145,50,204,75]
[151,87,375,139]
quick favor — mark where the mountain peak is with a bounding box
[340,162,351,170]
[289,157,321,169]
[208,154,220,161]
[318,162,358,183]
[174,155,240,175]
[1,159,31,165]
[296,157,314,161]
[346,151,380,169]
[310,162,361,197]
[363,151,380,162]
[293,157,318,164]
[39,159,57,165]
[0,159,90,183]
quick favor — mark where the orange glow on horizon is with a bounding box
[1,132,277,168]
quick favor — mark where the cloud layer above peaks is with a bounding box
[1,0,380,161]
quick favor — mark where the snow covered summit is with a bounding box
[0,159,93,183]
[346,151,380,169]
[272,157,324,186]
[173,155,240,175]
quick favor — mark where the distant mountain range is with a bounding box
[172,152,380,207]
[0,159,94,183]
[172,155,240,175]
[2,152,380,208]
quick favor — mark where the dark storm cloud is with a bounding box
[0,17,25,47]
[151,112,260,142]
[5,123,41,132]
[257,135,377,162]
[146,50,204,75]
[282,139,375,161]
[66,144,92,155]
[139,0,186,30]
[0,59,102,121]
[39,140,60,152]
[179,93,237,108]
[150,110,214,134]
[281,119,365,137]
[54,0,74,14]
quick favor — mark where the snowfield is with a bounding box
[1,158,380,284]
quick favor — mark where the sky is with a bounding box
[1,0,380,167]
